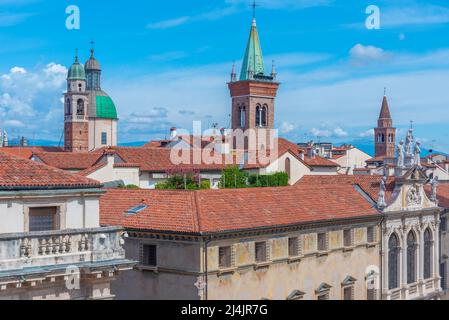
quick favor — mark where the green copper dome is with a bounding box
[88,90,118,120]
[68,56,86,80]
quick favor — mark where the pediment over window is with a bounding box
[287,289,306,300]
[315,282,332,294]
[341,276,357,286]
[401,166,428,182]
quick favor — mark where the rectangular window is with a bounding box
[317,293,329,300]
[367,226,376,243]
[318,233,327,251]
[255,242,267,263]
[441,216,447,232]
[343,286,354,300]
[344,229,352,247]
[219,246,232,268]
[142,244,157,266]
[29,207,57,232]
[367,288,377,300]
[288,237,299,257]
[101,132,107,145]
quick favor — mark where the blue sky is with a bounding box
[1,0,449,152]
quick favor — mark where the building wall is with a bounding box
[334,148,372,175]
[88,118,117,151]
[87,156,140,186]
[114,222,381,300]
[112,237,201,300]
[204,226,380,300]
[0,193,101,234]
[263,152,310,185]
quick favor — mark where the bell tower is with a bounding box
[374,93,396,158]
[64,52,89,152]
[228,17,280,150]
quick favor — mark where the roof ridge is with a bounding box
[192,191,202,233]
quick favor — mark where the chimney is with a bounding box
[308,148,316,159]
[170,127,177,140]
[300,152,305,161]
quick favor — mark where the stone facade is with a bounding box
[113,218,381,300]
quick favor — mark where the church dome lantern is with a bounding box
[85,49,101,71]
[68,54,86,81]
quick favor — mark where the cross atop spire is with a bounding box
[74,48,79,63]
[90,40,95,57]
[252,0,257,19]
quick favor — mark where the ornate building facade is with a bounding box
[64,49,118,153]
[378,130,442,300]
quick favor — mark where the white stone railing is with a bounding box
[0,227,127,274]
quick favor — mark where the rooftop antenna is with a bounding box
[410,120,414,129]
[384,87,387,96]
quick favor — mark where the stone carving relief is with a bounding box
[406,184,422,209]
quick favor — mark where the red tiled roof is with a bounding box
[34,152,103,170]
[0,146,63,160]
[277,138,339,168]
[77,162,107,177]
[0,151,101,190]
[296,175,395,203]
[100,181,379,234]
[425,183,449,209]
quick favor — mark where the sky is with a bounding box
[1,0,449,152]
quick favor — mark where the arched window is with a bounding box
[424,228,433,279]
[382,134,385,143]
[256,105,261,127]
[388,233,400,290]
[240,106,246,127]
[285,157,291,179]
[78,83,82,92]
[66,99,71,115]
[407,231,417,284]
[77,99,85,115]
[261,105,267,127]
[377,134,381,143]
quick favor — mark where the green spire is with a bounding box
[240,18,265,81]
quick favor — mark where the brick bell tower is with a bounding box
[228,17,280,151]
[374,93,396,158]
[64,52,89,152]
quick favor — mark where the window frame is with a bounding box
[28,207,59,232]
[219,246,233,269]
[317,233,328,252]
[141,244,157,267]
[255,241,267,263]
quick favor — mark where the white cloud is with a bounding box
[147,16,190,30]
[359,129,374,138]
[309,127,331,138]
[333,127,348,138]
[10,66,26,74]
[3,119,25,127]
[349,44,390,65]
[280,121,297,134]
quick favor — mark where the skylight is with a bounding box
[125,204,148,215]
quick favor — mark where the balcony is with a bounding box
[0,227,134,287]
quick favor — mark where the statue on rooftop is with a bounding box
[406,129,414,156]
[414,141,421,167]
[378,176,387,208]
[430,176,439,202]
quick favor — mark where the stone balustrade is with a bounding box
[0,227,127,274]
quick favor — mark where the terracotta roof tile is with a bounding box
[0,146,63,160]
[34,151,103,170]
[0,151,101,190]
[100,181,379,234]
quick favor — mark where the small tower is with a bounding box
[228,17,280,150]
[374,93,396,158]
[64,51,89,152]
[84,43,118,150]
